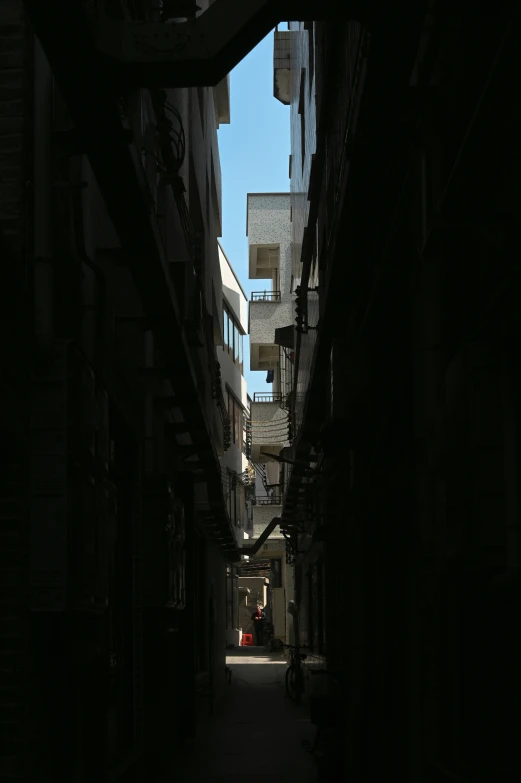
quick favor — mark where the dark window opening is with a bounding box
[306,23,314,95]
[227,388,245,449]
[270,559,282,589]
[222,303,244,373]
[298,70,306,172]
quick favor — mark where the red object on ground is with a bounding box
[241,633,253,646]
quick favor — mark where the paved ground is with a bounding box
[175,646,317,782]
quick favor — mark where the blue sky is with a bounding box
[218,30,290,398]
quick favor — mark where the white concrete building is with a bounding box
[245,193,296,647]
[247,192,293,487]
[218,242,250,539]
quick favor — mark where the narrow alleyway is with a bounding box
[176,647,317,782]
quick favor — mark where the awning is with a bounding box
[274,324,295,349]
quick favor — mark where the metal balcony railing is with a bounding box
[253,393,283,403]
[254,495,282,505]
[251,291,281,302]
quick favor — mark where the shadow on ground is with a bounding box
[175,646,316,782]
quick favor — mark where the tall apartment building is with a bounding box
[218,241,251,645]
[4,1,519,780]
[275,11,521,783]
[246,192,295,645]
[1,1,239,780]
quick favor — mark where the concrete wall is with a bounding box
[250,400,290,462]
[252,505,284,538]
[247,193,292,294]
[249,299,294,347]
[246,193,295,406]
[218,243,249,537]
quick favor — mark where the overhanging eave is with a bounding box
[24,0,403,88]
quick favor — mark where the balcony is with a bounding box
[246,194,291,282]
[273,30,292,106]
[248,244,280,280]
[213,73,230,127]
[254,494,282,505]
[249,298,293,371]
[252,503,284,539]
[253,392,282,403]
[251,290,281,302]
[250,398,289,463]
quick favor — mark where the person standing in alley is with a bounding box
[251,605,266,646]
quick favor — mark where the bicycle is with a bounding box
[300,669,346,779]
[282,643,307,705]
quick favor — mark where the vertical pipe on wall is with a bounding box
[33,37,53,341]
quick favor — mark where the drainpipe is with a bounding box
[144,330,155,472]
[33,37,53,342]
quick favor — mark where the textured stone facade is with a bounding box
[253,504,284,539]
[249,300,293,348]
[250,400,290,462]
[247,193,294,385]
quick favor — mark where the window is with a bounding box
[305,22,314,96]
[234,403,242,451]
[298,69,306,171]
[223,302,244,372]
[234,323,239,364]
[233,485,239,527]
[226,470,239,527]
[242,414,248,456]
[224,308,229,353]
[227,390,234,442]
[227,388,245,449]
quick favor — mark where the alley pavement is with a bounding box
[175,646,317,782]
